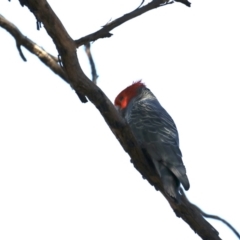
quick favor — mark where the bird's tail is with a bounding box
[169,164,190,191]
[155,163,180,201]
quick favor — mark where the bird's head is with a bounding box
[114,80,146,110]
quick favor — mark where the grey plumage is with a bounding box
[117,84,190,200]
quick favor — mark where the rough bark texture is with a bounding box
[2,1,222,239]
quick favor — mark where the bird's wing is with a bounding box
[128,97,190,190]
[128,97,180,149]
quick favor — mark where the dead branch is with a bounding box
[74,0,192,47]
[179,189,240,239]
[0,14,87,103]
[84,43,98,84]
[11,1,221,239]
[175,0,191,7]
[75,0,174,47]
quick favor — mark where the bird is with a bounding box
[114,81,190,201]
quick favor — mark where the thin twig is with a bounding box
[84,43,98,84]
[0,14,88,103]
[180,189,240,239]
[75,0,174,47]
[136,0,145,9]
[16,43,27,61]
[174,0,191,7]
[198,207,240,239]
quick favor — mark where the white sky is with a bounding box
[0,0,240,239]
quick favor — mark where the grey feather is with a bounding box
[121,86,190,198]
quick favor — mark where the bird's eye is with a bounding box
[119,96,124,101]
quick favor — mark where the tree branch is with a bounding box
[179,189,240,239]
[175,0,191,7]
[84,43,98,84]
[201,209,240,239]
[5,0,221,239]
[0,14,88,103]
[75,0,173,47]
